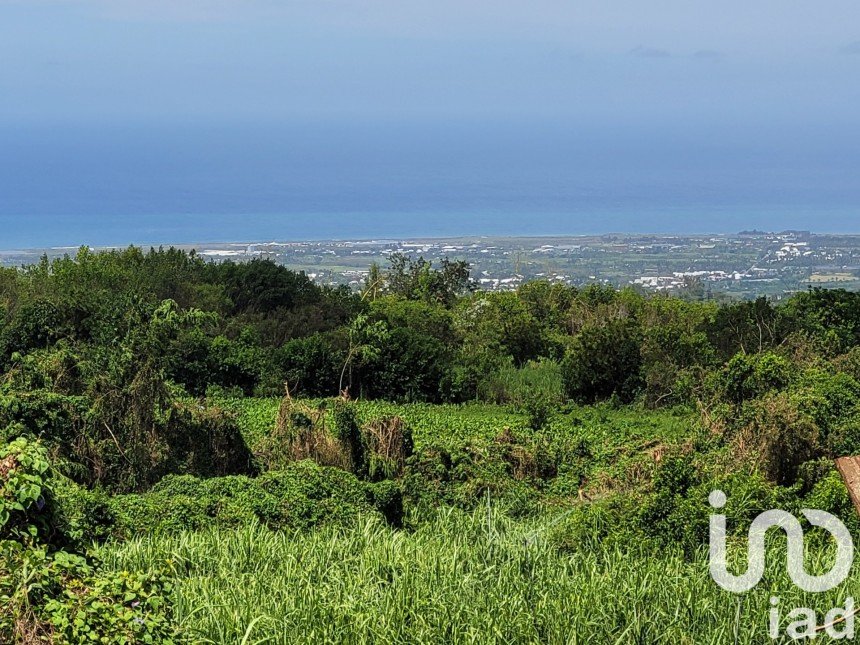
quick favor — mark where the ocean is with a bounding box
[1,120,858,248]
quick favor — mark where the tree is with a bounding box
[638,296,716,406]
[517,280,577,334]
[362,263,384,302]
[383,254,475,306]
[456,293,546,366]
[208,259,320,315]
[278,333,342,397]
[707,297,787,359]
[561,319,643,403]
[338,313,389,395]
[784,288,860,355]
[718,352,792,405]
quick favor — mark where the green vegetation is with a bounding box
[99,511,860,645]
[4,246,860,642]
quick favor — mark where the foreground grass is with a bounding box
[100,508,860,644]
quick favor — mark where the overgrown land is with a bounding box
[4,247,860,642]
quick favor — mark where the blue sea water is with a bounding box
[1,121,858,248]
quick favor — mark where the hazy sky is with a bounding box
[3,0,860,127]
[1,1,859,243]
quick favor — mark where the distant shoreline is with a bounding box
[3,229,855,256]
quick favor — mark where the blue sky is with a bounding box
[2,0,859,127]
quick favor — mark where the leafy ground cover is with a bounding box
[221,396,697,487]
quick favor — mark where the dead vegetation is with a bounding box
[258,385,412,479]
[730,392,820,484]
[0,453,18,481]
[364,416,411,479]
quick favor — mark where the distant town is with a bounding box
[3,230,860,300]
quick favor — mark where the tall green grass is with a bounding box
[100,507,860,644]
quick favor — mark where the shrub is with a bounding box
[260,395,349,471]
[718,352,792,405]
[109,461,384,537]
[549,494,645,553]
[733,392,820,485]
[366,479,404,527]
[637,456,703,551]
[259,461,374,528]
[0,299,66,361]
[0,383,254,494]
[0,437,183,642]
[660,470,795,554]
[792,370,860,454]
[41,555,181,645]
[49,479,115,548]
[331,399,365,475]
[0,544,181,644]
[0,391,89,450]
[521,395,555,431]
[111,491,215,537]
[804,468,860,535]
[0,436,51,541]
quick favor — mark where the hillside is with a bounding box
[3,248,860,642]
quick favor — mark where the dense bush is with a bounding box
[278,332,343,397]
[4,247,860,412]
[0,437,182,642]
[0,437,52,542]
[561,319,643,403]
[101,461,406,538]
[717,351,793,404]
[1,544,182,644]
[5,247,860,642]
[0,384,254,493]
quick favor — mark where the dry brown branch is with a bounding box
[363,416,411,479]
